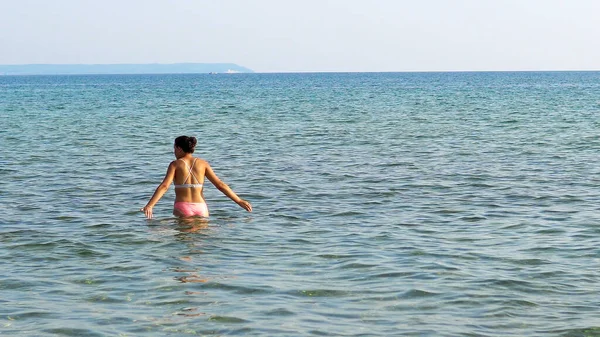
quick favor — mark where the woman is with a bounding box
[141,136,252,219]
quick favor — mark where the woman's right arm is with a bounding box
[205,162,252,212]
[141,161,177,219]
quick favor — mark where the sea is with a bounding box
[1,71,600,336]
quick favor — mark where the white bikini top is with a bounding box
[174,158,203,189]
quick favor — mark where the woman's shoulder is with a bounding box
[170,158,190,167]
[194,157,209,167]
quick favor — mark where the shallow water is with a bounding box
[1,72,600,336]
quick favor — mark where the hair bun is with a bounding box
[175,135,197,153]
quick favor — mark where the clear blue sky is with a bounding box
[1,0,598,72]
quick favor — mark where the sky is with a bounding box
[0,0,599,72]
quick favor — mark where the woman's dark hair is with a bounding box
[174,136,197,153]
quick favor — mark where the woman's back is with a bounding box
[173,157,207,203]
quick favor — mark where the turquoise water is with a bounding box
[1,72,600,336]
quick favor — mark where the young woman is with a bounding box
[141,136,252,219]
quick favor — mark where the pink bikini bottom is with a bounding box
[173,202,209,218]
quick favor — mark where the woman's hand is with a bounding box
[141,206,154,219]
[236,199,252,212]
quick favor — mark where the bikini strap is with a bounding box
[181,158,198,184]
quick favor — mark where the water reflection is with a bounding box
[166,217,212,282]
[175,216,210,233]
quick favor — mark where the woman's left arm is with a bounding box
[141,161,177,219]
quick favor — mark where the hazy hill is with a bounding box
[0,63,254,75]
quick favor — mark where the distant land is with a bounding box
[0,63,254,75]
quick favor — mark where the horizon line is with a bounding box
[1,62,600,73]
[1,70,600,76]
